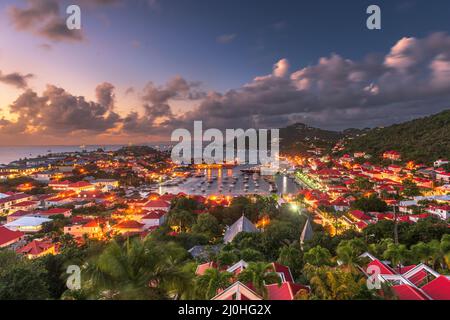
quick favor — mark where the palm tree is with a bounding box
[195,268,233,299]
[411,242,432,264]
[237,262,281,299]
[86,239,191,299]
[303,246,333,267]
[383,243,409,273]
[306,266,361,300]
[336,239,366,273]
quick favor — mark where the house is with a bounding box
[64,218,109,239]
[91,179,119,191]
[68,181,96,193]
[426,205,450,220]
[16,239,59,259]
[4,216,52,233]
[10,200,40,213]
[0,226,25,248]
[7,210,32,223]
[223,215,259,243]
[112,220,145,234]
[436,172,450,184]
[141,210,167,228]
[361,252,450,300]
[142,199,171,212]
[33,208,72,218]
[383,151,401,161]
[434,159,449,168]
[0,193,34,215]
[48,180,71,190]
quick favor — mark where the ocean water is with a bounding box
[0,145,125,165]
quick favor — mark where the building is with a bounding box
[91,179,119,191]
[361,252,450,300]
[426,205,450,220]
[223,215,259,243]
[383,151,401,161]
[64,219,109,239]
[141,210,167,228]
[434,159,449,168]
[0,193,35,215]
[142,199,171,212]
[4,216,52,233]
[0,226,25,248]
[16,239,59,259]
[112,220,145,235]
[436,172,450,184]
[210,261,309,300]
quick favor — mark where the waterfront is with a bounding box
[159,165,300,196]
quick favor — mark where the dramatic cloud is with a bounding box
[216,34,237,44]
[0,83,121,137]
[2,32,450,142]
[8,0,83,42]
[0,71,34,89]
[176,32,450,131]
[122,76,205,135]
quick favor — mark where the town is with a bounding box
[0,140,448,300]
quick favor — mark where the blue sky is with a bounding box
[1,0,450,144]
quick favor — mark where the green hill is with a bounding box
[341,109,450,164]
[279,123,344,155]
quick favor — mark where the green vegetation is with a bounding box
[342,109,450,164]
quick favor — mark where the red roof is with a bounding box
[8,210,31,218]
[114,220,144,229]
[266,282,309,300]
[0,226,24,247]
[367,259,396,276]
[144,200,170,208]
[17,239,56,256]
[159,194,177,201]
[421,276,450,300]
[142,210,166,219]
[349,210,371,221]
[271,262,294,282]
[195,262,217,275]
[69,181,93,188]
[392,285,428,300]
[37,208,71,216]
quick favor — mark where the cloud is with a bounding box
[3,32,450,142]
[216,34,237,44]
[0,83,121,137]
[8,0,84,42]
[173,32,450,131]
[0,71,34,89]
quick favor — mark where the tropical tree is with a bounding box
[237,262,281,299]
[336,239,366,272]
[383,243,410,273]
[195,268,233,299]
[303,246,333,267]
[85,239,192,299]
[167,209,196,232]
[304,265,362,300]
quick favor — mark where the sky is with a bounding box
[1,0,450,145]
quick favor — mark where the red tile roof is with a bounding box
[195,262,217,275]
[392,285,428,300]
[266,282,309,300]
[17,239,56,256]
[144,200,170,208]
[421,276,450,300]
[367,259,396,276]
[0,226,24,247]
[114,220,144,229]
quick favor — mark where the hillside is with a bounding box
[341,109,450,164]
[279,123,344,155]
